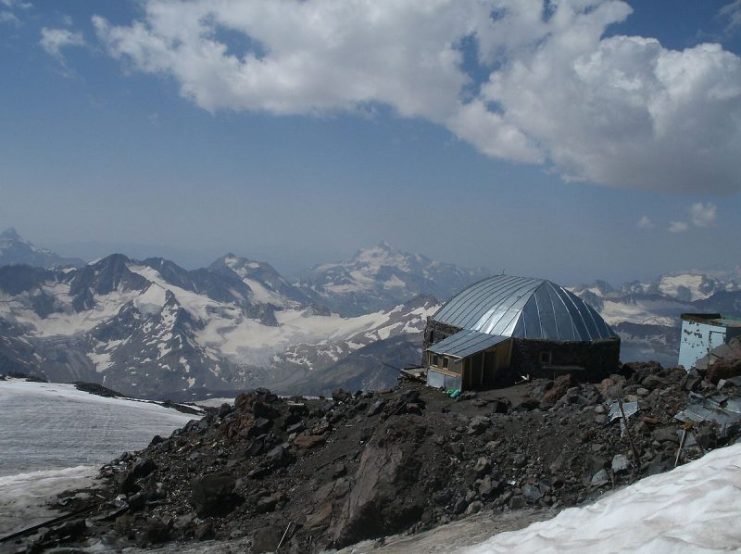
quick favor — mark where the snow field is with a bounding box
[460,443,741,553]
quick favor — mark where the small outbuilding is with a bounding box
[678,313,741,371]
[424,274,620,390]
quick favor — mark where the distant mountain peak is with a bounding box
[300,244,490,316]
[0,228,84,269]
[0,227,23,241]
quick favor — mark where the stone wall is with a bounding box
[422,318,462,350]
[510,338,621,381]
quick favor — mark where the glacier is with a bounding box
[0,379,198,536]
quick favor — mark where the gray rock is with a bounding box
[465,500,483,515]
[591,469,609,487]
[611,454,630,473]
[522,484,543,504]
[453,498,468,514]
[266,445,289,466]
[255,494,280,513]
[468,415,490,435]
[653,427,680,444]
[473,456,491,476]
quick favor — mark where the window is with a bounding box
[539,351,552,364]
[442,357,449,369]
[431,354,439,366]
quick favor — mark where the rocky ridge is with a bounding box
[12,362,741,553]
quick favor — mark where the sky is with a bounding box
[1,0,740,285]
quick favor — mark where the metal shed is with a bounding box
[426,330,511,390]
[678,313,741,370]
[424,275,619,390]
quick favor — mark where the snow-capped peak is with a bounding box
[0,228,84,269]
[299,243,489,316]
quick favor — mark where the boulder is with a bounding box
[329,418,426,548]
[190,473,242,517]
[541,374,573,407]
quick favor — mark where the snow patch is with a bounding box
[0,465,98,536]
[460,443,741,554]
[134,283,167,315]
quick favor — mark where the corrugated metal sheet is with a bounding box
[427,329,509,358]
[432,275,616,342]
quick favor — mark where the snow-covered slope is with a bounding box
[270,295,440,394]
[459,443,741,554]
[0,378,199,477]
[209,254,317,309]
[298,242,489,316]
[0,227,84,269]
[0,377,200,536]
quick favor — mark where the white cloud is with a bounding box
[637,216,654,229]
[92,0,741,194]
[689,202,717,227]
[40,27,85,60]
[0,0,31,8]
[669,221,689,233]
[668,202,718,233]
[720,0,741,32]
[0,10,19,24]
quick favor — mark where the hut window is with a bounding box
[539,351,552,364]
[431,354,439,366]
[442,357,449,369]
[453,359,462,374]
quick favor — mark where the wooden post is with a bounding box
[619,399,642,472]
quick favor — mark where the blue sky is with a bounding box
[1,0,740,284]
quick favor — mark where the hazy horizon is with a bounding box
[3,225,738,288]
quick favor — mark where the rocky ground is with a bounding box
[6,362,741,554]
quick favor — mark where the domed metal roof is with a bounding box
[432,274,616,342]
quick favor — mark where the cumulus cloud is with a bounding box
[40,27,85,60]
[669,221,690,233]
[92,0,741,194]
[637,216,654,229]
[668,202,718,233]
[689,202,717,227]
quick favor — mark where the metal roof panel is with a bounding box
[432,275,616,342]
[427,330,510,358]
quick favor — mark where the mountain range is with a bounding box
[0,228,84,269]
[297,241,490,316]
[0,228,739,397]
[0,231,452,398]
